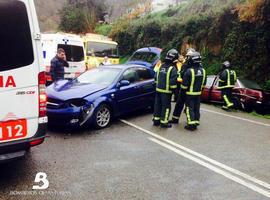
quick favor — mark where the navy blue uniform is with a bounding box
[153,62,178,126]
[171,62,190,122]
[181,64,206,127]
[218,69,237,109]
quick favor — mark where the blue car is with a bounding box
[126,47,162,75]
[46,65,155,129]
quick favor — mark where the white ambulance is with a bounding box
[41,33,86,83]
[0,0,47,162]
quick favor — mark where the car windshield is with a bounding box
[86,42,119,58]
[129,52,159,64]
[76,68,121,85]
[239,79,262,90]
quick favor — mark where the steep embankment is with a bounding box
[109,0,270,88]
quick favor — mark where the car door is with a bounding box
[115,68,141,114]
[201,76,215,102]
[211,76,223,102]
[133,67,155,108]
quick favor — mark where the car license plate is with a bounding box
[0,119,27,141]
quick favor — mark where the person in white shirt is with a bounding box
[101,56,111,66]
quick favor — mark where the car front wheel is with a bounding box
[93,104,112,129]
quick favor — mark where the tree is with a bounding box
[59,0,107,33]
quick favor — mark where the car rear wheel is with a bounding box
[241,102,253,113]
[93,104,112,129]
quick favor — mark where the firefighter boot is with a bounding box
[169,118,179,124]
[153,120,160,126]
[160,123,172,128]
[184,125,197,131]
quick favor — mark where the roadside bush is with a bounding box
[94,24,112,36]
[109,0,270,87]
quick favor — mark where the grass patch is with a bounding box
[250,112,270,120]
[120,55,130,64]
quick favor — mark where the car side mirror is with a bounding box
[118,80,130,88]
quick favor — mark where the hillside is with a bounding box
[34,0,149,31]
[108,0,270,88]
[34,0,66,32]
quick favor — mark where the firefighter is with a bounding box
[181,51,206,131]
[218,61,237,111]
[154,60,162,72]
[153,49,178,128]
[173,55,185,102]
[170,48,196,124]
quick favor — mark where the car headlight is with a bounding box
[82,103,94,114]
[80,103,94,126]
[67,99,88,107]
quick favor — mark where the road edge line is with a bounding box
[201,108,270,127]
[120,119,270,190]
[149,137,270,198]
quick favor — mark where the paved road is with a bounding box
[0,104,269,200]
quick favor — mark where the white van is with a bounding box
[41,33,86,83]
[0,0,47,162]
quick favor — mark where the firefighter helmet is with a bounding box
[188,51,201,64]
[165,49,179,63]
[222,61,230,68]
[186,48,196,57]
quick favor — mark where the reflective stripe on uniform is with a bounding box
[226,69,231,86]
[166,66,173,92]
[201,68,206,90]
[186,91,202,95]
[161,108,170,124]
[233,71,237,82]
[172,116,179,120]
[156,66,174,94]
[189,69,195,94]
[223,95,233,107]
[170,85,177,89]
[181,85,188,89]
[153,117,160,120]
[218,85,235,89]
[186,107,198,125]
[156,88,172,94]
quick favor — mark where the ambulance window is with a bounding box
[0,0,34,72]
[58,44,84,62]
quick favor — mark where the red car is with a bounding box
[201,75,270,114]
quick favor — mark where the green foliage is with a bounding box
[120,55,131,64]
[59,1,106,33]
[251,111,270,119]
[59,5,86,33]
[109,0,269,86]
[94,24,112,36]
[222,21,270,85]
[264,80,270,90]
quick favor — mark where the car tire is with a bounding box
[255,106,266,115]
[93,104,112,129]
[241,103,253,113]
[232,97,241,110]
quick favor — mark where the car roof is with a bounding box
[101,64,150,70]
[134,47,162,54]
